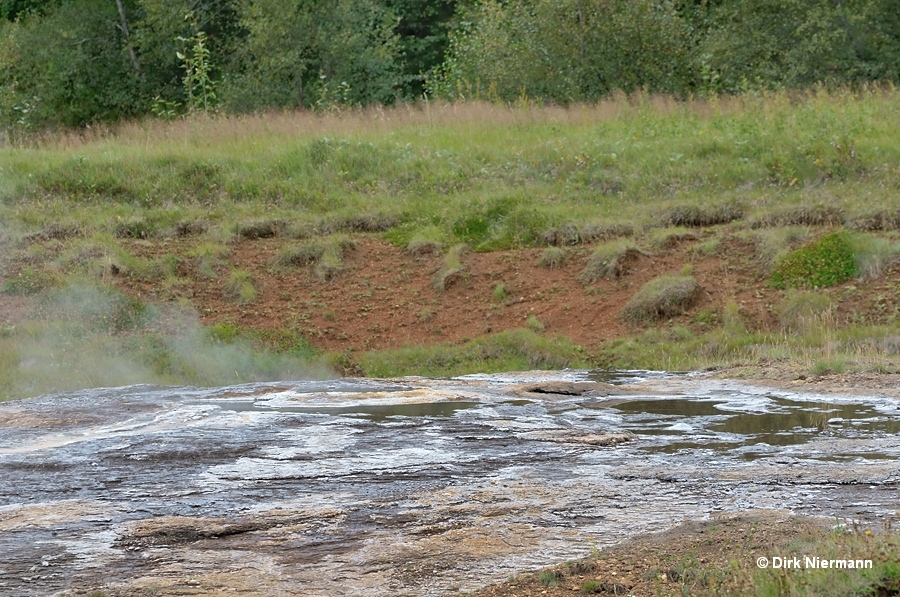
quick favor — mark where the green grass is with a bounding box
[580,240,642,284]
[357,328,590,378]
[621,274,701,324]
[537,246,566,269]
[597,317,900,375]
[3,90,899,252]
[271,234,355,281]
[433,244,468,291]
[222,269,256,305]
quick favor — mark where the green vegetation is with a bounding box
[725,527,900,597]
[621,275,701,324]
[580,241,641,284]
[433,244,467,292]
[770,232,857,289]
[222,269,256,305]
[3,0,898,130]
[537,247,565,269]
[537,570,559,587]
[357,329,589,378]
[3,91,900,396]
[4,90,899,256]
[271,235,356,281]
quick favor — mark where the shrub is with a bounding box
[621,275,700,324]
[770,232,856,289]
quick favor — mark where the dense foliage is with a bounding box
[1,0,899,129]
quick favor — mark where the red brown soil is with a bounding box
[3,230,900,364]
[115,232,780,353]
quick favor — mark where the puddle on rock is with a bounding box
[601,396,900,457]
[0,373,898,596]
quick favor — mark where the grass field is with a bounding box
[2,88,900,399]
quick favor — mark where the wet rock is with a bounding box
[513,381,626,397]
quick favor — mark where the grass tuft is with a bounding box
[580,242,644,284]
[433,244,468,291]
[234,219,283,240]
[778,290,833,332]
[540,222,633,247]
[663,203,744,227]
[621,275,700,324]
[222,269,257,305]
[753,205,845,228]
[537,246,566,269]
[271,235,355,281]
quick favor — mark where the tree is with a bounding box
[221,0,402,111]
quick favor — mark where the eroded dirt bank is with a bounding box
[0,371,897,596]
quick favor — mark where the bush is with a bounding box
[621,275,700,324]
[770,232,856,289]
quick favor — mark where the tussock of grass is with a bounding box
[114,216,168,239]
[537,247,565,269]
[188,242,229,279]
[175,219,209,237]
[848,233,900,281]
[234,219,283,240]
[778,290,833,332]
[271,234,355,281]
[357,328,589,378]
[737,226,813,265]
[621,275,700,324]
[580,242,644,284]
[753,204,846,228]
[433,244,468,291]
[663,203,744,227]
[848,209,900,232]
[23,223,83,243]
[405,225,448,255]
[540,222,634,247]
[770,232,856,289]
[222,269,256,305]
[321,213,398,234]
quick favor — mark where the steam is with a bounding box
[1,282,333,401]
